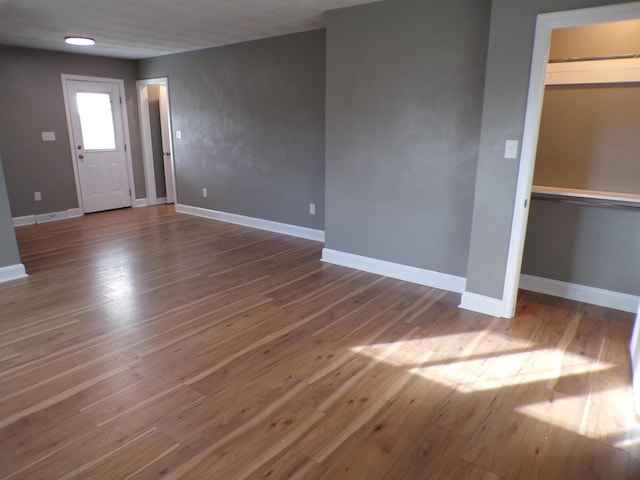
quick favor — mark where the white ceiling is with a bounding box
[0,0,378,59]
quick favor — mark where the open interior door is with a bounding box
[159,85,175,204]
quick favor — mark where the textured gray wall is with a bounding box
[464,0,631,300]
[137,30,326,230]
[523,200,640,295]
[534,85,640,192]
[0,45,145,218]
[324,0,490,277]
[0,156,21,268]
[147,85,167,198]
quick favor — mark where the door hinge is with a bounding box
[129,189,132,197]
[119,97,122,104]
[124,144,127,152]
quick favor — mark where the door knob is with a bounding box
[78,154,85,160]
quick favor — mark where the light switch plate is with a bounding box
[504,140,518,159]
[41,131,56,142]
[175,130,182,139]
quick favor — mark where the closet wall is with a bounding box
[521,19,640,300]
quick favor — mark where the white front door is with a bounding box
[64,79,132,213]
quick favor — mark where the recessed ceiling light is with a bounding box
[64,36,96,46]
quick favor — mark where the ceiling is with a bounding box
[0,0,378,59]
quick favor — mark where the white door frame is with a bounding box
[500,1,640,318]
[136,77,177,206]
[61,74,137,214]
[632,309,640,414]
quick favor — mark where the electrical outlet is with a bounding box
[202,188,207,198]
[41,131,56,142]
[34,191,42,201]
[309,203,316,215]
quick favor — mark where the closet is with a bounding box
[519,19,640,312]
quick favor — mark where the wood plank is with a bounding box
[0,205,635,480]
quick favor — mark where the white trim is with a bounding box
[531,185,640,205]
[0,263,27,283]
[35,208,81,224]
[12,215,35,227]
[137,81,157,206]
[546,57,640,85]
[159,84,177,204]
[501,2,640,319]
[459,292,504,317]
[321,248,466,293]
[176,204,325,242]
[134,197,166,207]
[13,208,82,226]
[630,310,640,414]
[61,74,137,214]
[520,274,639,314]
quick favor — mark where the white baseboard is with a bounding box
[12,215,35,227]
[459,292,504,317]
[135,197,167,207]
[35,208,82,224]
[14,208,82,226]
[0,263,28,283]
[520,274,639,314]
[175,204,325,242]
[321,248,466,293]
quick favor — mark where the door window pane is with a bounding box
[76,92,116,150]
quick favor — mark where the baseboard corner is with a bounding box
[459,291,504,317]
[0,263,28,283]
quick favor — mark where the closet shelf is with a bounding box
[531,185,640,209]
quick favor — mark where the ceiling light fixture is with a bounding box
[64,36,96,46]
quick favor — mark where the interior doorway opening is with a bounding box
[137,78,176,206]
[501,2,640,319]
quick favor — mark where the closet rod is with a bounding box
[531,193,640,210]
[548,53,640,63]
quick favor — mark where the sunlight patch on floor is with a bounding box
[350,330,613,394]
[409,354,613,394]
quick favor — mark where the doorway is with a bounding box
[61,75,136,214]
[500,2,640,318]
[137,78,176,206]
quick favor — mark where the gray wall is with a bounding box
[324,0,490,277]
[147,85,167,198]
[522,201,640,295]
[0,156,21,268]
[137,30,326,230]
[0,45,145,218]
[464,0,633,300]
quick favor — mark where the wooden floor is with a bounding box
[1,205,638,479]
